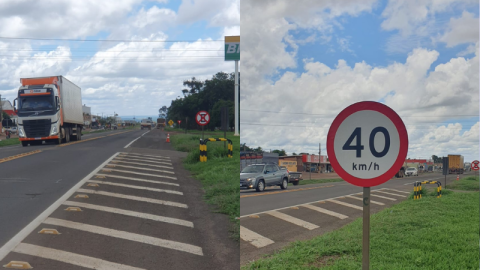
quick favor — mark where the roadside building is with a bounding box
[1,100,17,130]
[278,154,331,173]
[82,104,91,128]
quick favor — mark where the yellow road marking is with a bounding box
[0,150,42,164]
[240,185,335,198]
[38,228,61,235]
[3,261,33,269]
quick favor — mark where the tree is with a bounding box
[292,152,297,155]
[159,106,168,119]
[183,77,203,94]
[2,111,10,120]
[181,89,189,97]
[272,149,286,156]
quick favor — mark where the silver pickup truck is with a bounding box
[240,164,289,192]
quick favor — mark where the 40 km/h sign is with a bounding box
[196,111,210,126]
[327,101,408,187]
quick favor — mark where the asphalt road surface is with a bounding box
[240,171,473,265]
[0,128,237,270]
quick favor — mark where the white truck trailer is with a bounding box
[14,76,83,146]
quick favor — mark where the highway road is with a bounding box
[0,128,237,270]
[240,171,472,265]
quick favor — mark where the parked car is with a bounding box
[405,167,418,177]
[288,172,303,186]
[240,164,289,192]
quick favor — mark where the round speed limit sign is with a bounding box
[327,101,408,187]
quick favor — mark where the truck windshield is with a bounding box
[19,96,54,111]
[241,165,264,173]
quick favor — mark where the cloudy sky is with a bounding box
[240,0,479,162]
[0,0,239,119]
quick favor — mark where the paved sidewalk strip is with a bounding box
[13,243,145,270]
[327,199,363,210]
[96,174,179,187]
[110,160,173,169]
[42,218,203,256]
[114,157,172,166]
[267,211,319,230]
[374,190,407,197]
[87,180,183,195]
[77,189,188,208]
[347,195,385,205]
[240,226,275,248]
[106,164,175,174]
[101,169,177,180]
[301,204,348,219]
[371,194,397,201]
[63,201,193,228]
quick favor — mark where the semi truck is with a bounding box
[140,119,152,130]
[157,118,166,129]
[14,76,83,146]
[448,154,464,174]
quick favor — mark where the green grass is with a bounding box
[0,138,21,147]
[288,178,343,186]
[243,191,479,269]
[170,132,240,240]
[165,126,232,136]
[446,175,479,191]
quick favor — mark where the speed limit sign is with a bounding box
[327,101,408,187]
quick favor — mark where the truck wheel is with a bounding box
[256,180,265,192]
[280,178,288,190]
[65,129,70,143]
[292,181,299,186]
[21,141,28,147]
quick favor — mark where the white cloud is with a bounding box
[438,11,479,47]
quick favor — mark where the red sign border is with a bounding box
[195,111,210,126]
[472,160,479,171]
[327,101,409,187]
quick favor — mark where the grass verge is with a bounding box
[244,191,479,269]
[446,175,479,191]
[288,178,343,186]
[0,138,20,147]
[170,132,239,240]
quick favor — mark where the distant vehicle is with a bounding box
[288,172,302,186]
[14,76,83,146]
[141,119,152,130]
[395,161,407,178]
[157,118,166,129]
[448,154,464,174]
[240,164,289,192]
[405,167,418,177]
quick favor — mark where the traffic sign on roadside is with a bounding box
[472,160,479,171]
[195,111,210,126]
[327,101,408,187]
[168,120,173,126]
[178,120,181,125]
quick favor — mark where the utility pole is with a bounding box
[319,143,321,173]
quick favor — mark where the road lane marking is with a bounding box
[240,185,334,198]
[114,157,172,166]
[120,156,171,162]
[301,204,348,219]
[385,188,411,194]
[77,189,187,208]
[95,174,179,187]
[105,164,174,174]
[347,195,385,205]
[371,194,397,201]
[59,131,135,147]
[100,169,177,180]
[63,201,193,228]
[0,150,42,164]
[13,243,145,270]
[86,180,183,195]
[0,152,120,261]
[327,199,363,210]
[43,218,203,256]
[119,152,171,159]
[109,160,173,169]
[374,190,407,197]
[123,131,150,148]
[240,226,274,248]
[267,211,319,230]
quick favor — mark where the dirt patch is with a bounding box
[307,254,342,268]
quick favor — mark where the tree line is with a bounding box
[161,71,239,131]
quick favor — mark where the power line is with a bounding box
[0,36,225,42]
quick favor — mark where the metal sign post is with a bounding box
[327,101,408,270]
[224,36,240,136]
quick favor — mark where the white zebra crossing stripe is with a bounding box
[119,153,171,159]
[86,180,183,195]
[119,154,170,162]
[95,174,179,187]
[240,226,275,248]
[347,195,385,205]
[101,169,177,180]
[384,188,410,194]
[302,204,348,219]
[42,218,203,256]
[328,199,363,210]
[13,243,145,270]
[77,189,187,208]
[63,201,193,228]
[114,157,172,166]
[267,211,319,230]
[371,194,397,201]
[106,164,175,174]
[110,160,173,169]
[373,190,407,197]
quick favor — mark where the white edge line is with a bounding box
[239,188,388,218]
[124,137,141,149]
[0,152,120,261]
